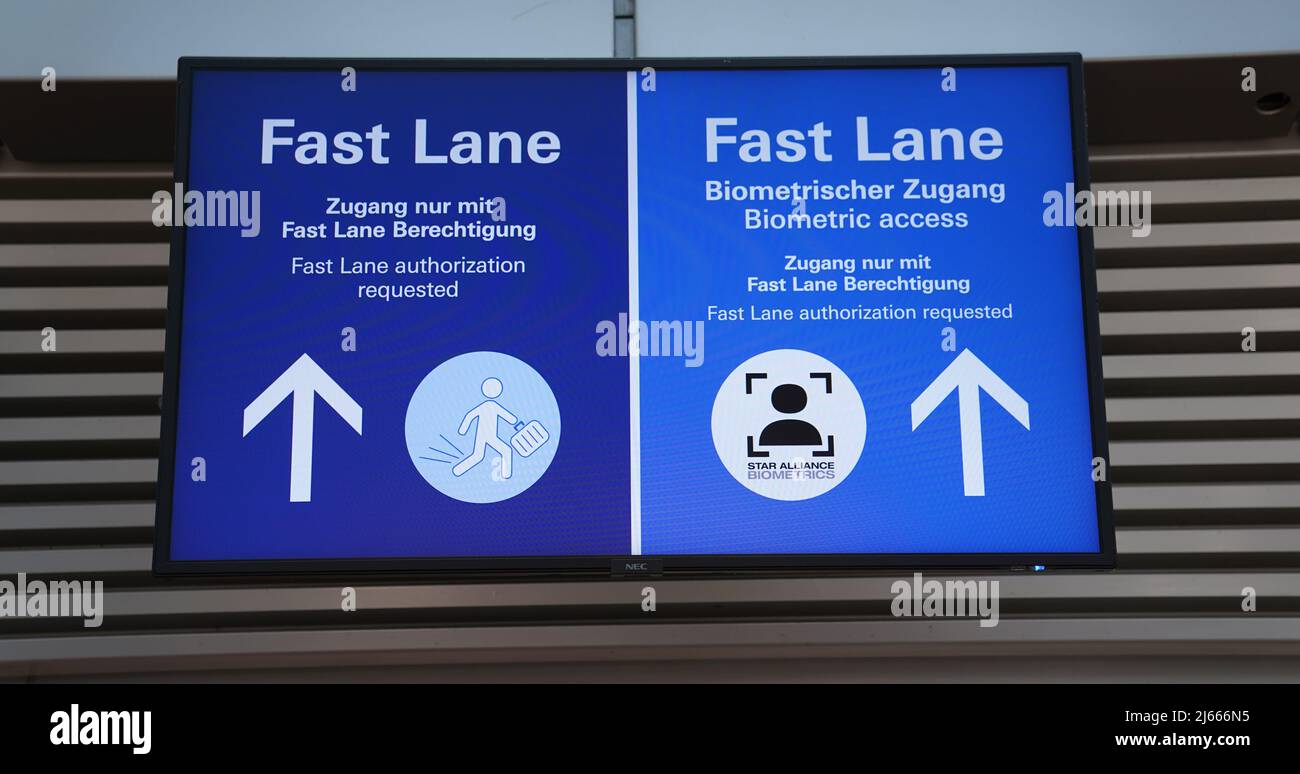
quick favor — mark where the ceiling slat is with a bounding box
[1102,352,1300,378]
[0,243,168,268]
[0,329,164,353]
[1101,308,1300,335]
[0,458,157,486]
[9,617,1300,675]
[0,199,158,223]
[1106,395,1300,422]
[1112,439,1300,465]
[0,373,161,398]
[1097,264,1300,292]
[0,416,159,442]
[0,286,165,311]
[1112,483,1300,509]
[0,501,154,531]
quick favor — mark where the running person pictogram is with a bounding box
[452,377,517,479]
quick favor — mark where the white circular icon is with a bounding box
[711,349,866,501]
[405,352,560,504]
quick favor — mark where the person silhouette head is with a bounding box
[771,383,807,414]
[482,377,503,399]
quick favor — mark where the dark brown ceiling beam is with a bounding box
[0,53,1295,162]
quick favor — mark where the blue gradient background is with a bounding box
[170,69,631,560]
[636,67,1100,555]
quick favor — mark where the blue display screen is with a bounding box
[161,62,1106,567]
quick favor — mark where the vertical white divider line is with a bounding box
[626,70,642,556]
[621,69,637,556]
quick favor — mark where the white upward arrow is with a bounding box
[911,349,1029,497]
[242,353,363,503]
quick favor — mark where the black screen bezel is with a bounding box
[153,54,1115,577]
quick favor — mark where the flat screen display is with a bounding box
[155,56,1114,574]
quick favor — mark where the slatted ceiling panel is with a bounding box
[1100,356,1300,402]
[0,547,152,577]
[3,574,1299,636]
[0,458,157,486]
[0,199,158,223]
[12,619,1300,676]
[1103,309,1300,337]
[48,573,1300,612]
[0,242,171,264]
[0,169,168,243]
[0,149,169,199]
[1,502,155,531]
[1107,395,1300,421]
[1099,263,1300,291]
[0,286,166,311]
[0,329,165,353]
[0,243,170,281]
[1100,270,1300,315]
[0,415,161,443]
[2,125,1299,675]
[1098,176,1300,223]
[1089,139,1300,181]
[1093,218,1300,266]
[1113,439,1300,466]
